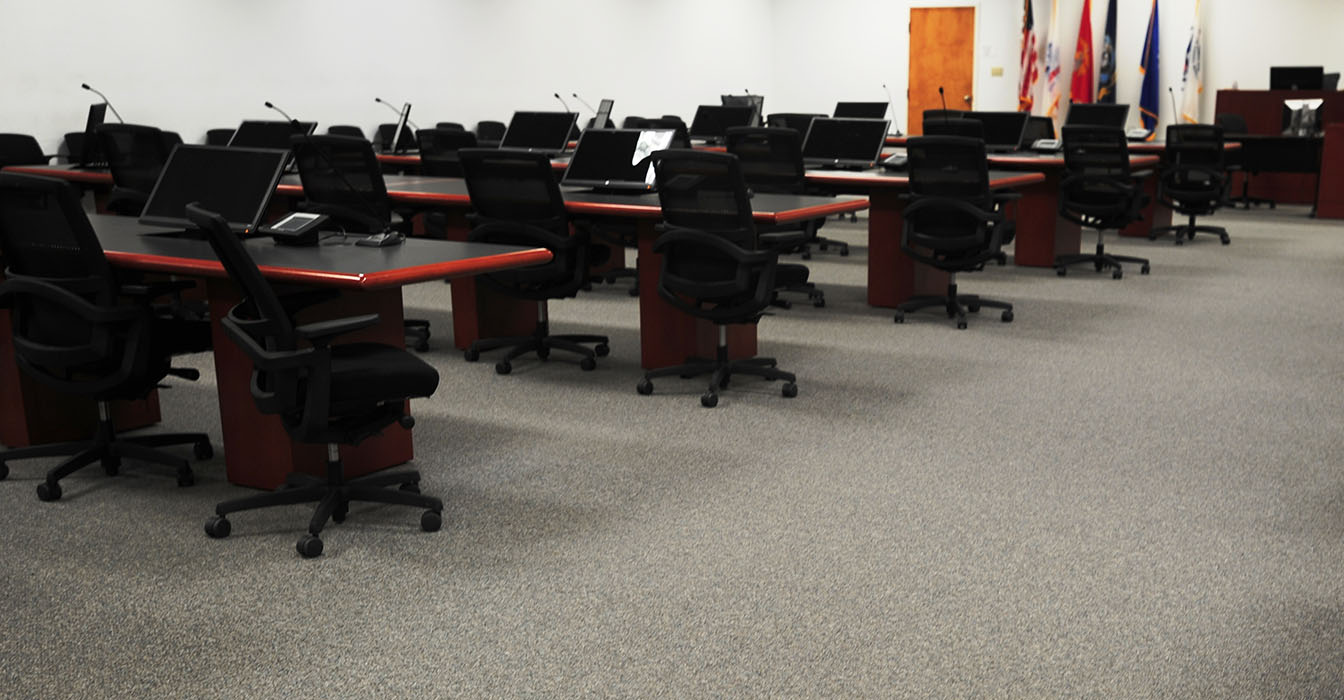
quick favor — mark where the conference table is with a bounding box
[273,174,869,368]
[0,191,551,489]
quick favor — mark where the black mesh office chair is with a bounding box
[416,128,478,178]
[649,148,823,310]
[185,204,442,558]
[621,116,651,129]
[96,123,173,215]
[726,126,848,261]
[205,128,235,146]
[1151,124,1230,245]
[1055,125,1151,279]
[923,117,984,139]
[0,134,58,168]
[435,121,466,131]
[0,173,213,499]
[474,121,506,148]
[635,150,798,408]
[289,134,429,351]
[457,148,610,374]
[1214,113,1273,209]
[326,125,366,140]
[893,137,1014,329]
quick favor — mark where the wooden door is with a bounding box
[908,7,976,135]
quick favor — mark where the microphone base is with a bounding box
[355,231,405,247]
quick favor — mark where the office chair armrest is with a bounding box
[0,278,141,323]
[221,316,316,370]
[904,196,1000,225]
[295,314,381,346]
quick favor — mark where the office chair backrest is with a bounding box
[96,123,172,194]
[435,121,466,131]
[1021,116,1055,146]
[205,128,236,146]
[1214,113,1249,135]
[417,128,478,177]
[289,133,391,232]
[724,126,806,194]
[0,173,137,390]
[621,116,651,129]
[326,125,366,139]
[650,149,756,248]
[1061,125,1131,178]
[905,136,992,207]
[475,121,507,142]
[0,134,48,168]
[648,117,691,148]
[458,148,567,231]
[1165,124,1225,169]
[922,117,983,139]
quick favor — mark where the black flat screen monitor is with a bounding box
[802,117,891,167]
[593,99,614,129]
[721,94,764,127]
[561,128,676,191]
[139,145,288,234]
[228,120,318,150]
[688,105,755,143]
[834,102,889,119]
[1065,103,1130,128]
[966,111,1030,151]
[78,103,108,165]
[1270,66,1324,90]
[500,111,578,153]
[1324,73,1341,91]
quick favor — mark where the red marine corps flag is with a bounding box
[1018,0,1039,112]
[1070,0,1095,104]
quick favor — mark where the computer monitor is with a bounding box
[688,105,755,143]
[561,129,676,191]
[228,120,318,150]
[139,145,288,234]
[592,99,615,129]
[965,111,1030,152]
[1270,66,1324,90]
[500,111,578,153]
[1065,103,1130,128]
[801,117,890,168]
[77,103,108,166]
[721,94,765,127]
[834,102,889,119]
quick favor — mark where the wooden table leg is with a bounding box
[432,208,539,350]
[1010,174,1081,267]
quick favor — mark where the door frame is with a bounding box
[907,1,981,122]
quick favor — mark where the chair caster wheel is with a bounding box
[1140,264,1151,274]
[594,343,610,357]
[495,361,512,375]
[204,515,231,539]
[781,382,798,398]
[102,455,120,476]
[536,346,551,360]
[36,481,61,502]
[0,460,8,481]
[464,348,480,362]
[1056,267,1067,276]
[176,471,194,488]
[332,501,348,523]
[700,392,719,408]
[296,535,324,558]
[400,482,420,494]
[413,340,429,352]
[801,251,812,260]
[967,303,980,313]
[840,248,850,257]
[1221,236,1230,245]
[893,311,905,324]
[1001,310,1014,322]
[627,286,639,297]
[194,440,213,461]
[1174,237,1184,246]
[1112,269,1123,279]
[636,378,653,395]
[579,357,597,371]
[956,320,968,330]
[421,510,442,532]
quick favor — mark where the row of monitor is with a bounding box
[1269,66,1340,91]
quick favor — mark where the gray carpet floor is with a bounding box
[2,206,1342,698]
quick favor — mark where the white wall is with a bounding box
[0,0,775,152]
[3,0,1344,153]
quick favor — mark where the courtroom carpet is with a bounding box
[1,205,1341,698]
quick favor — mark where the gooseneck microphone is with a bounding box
[374,97,419,129]
[553,92,572,113]
[1168,87,1179,127]
[81,83,124,123]
[882,83,901,135]
[571,93,596,112]
[264,101,298,125]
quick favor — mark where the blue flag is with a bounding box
[1139,0,1160,137]
[1097,0,1118,103]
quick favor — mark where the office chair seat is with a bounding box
[324,343,441,410]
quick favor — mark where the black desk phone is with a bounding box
[259,212,329,245]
